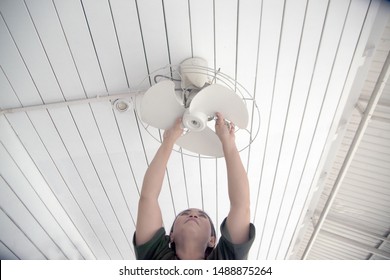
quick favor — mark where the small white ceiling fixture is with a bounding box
[112,98,132,112]
[137,57,260,157]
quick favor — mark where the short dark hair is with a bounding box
[169,209,216,259]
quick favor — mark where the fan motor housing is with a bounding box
[180,57,209,89]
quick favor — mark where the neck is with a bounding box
[174,241,206,260]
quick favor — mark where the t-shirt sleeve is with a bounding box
[208,217,256,260]
[133,228,173,260]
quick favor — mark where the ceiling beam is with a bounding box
[320,229,390,259]
[325,215,390,243]
[368,232,390,260]
[302,47,390,259]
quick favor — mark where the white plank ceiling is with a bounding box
[0,0,389,260]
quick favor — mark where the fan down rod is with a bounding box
[0,90,143,115]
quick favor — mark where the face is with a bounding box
[170,208,216,247]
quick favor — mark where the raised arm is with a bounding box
[215,112,250,244]
[135,118,183,245]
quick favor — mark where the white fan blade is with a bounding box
[140,80,185,129]
[189,84,248,128]
[176,127,224,157]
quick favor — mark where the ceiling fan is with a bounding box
[136,58,250,157]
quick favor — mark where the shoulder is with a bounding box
[208,217,256,260]
[133,227,176,260]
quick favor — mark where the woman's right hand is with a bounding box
[215,112,236,147]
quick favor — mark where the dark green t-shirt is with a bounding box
[133,217,256,260]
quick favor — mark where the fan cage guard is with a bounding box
[134,63,261,159]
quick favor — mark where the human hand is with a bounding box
[163,117,183,144]
[215,112,235,146]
